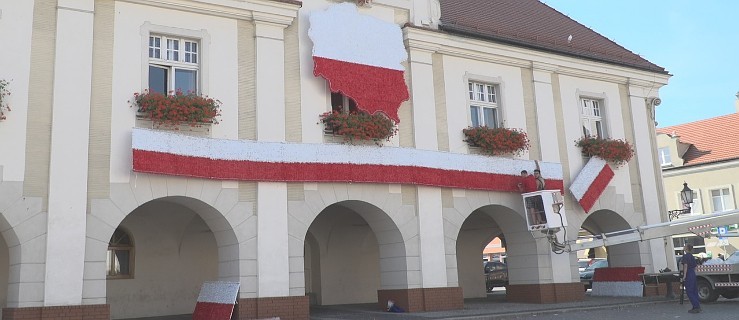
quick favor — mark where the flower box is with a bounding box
[462,126,530,156]
[130,90,221,128]
[575,136,634,167]
[135,116,211,137]
[319,111,397,145]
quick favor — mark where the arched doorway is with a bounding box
[100,196,237,319]
[456,204,533,299]
[581,209,641,267]
[304,200,406,306]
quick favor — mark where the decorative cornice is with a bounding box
[403,26,670,86]
[118,0,298,25]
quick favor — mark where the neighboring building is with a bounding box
[656,97,739,259]
[0,0,670,319]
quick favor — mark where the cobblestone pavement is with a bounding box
[309,291,738,320]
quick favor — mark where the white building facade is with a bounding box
[0,0,671,319]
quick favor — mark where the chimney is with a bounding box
[736,91,739,113]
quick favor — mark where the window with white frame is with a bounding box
[677,189,702,215]
[107,227,134,279]
[580,98,606,138]
[659,147,672,166]
[468,81,500,128]
[148,34,199,94]
[710,187,735,212]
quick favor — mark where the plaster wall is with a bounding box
[0,0,33,182]
[440,55,527,156]
[0,233,8,311]
[109,2,239,183]
[107,202,218,319]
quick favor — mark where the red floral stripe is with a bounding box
[578,164,614,213]
[592,267,645,282]
[313,56,408,123]
[192,302,234,320]
[133,150,564,193]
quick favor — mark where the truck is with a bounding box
[693,251,739,302]
[536,201,739,303]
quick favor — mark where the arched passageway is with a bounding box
[102,197,237,319]
[304,200,407,306]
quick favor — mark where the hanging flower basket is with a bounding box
[575,136,634,167]
[0,79,11,121]
[130,90,221,127]
[319,111,397,145]
[462,126,530,156]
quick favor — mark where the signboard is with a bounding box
[193,281,240,320]
[718,226,727,240]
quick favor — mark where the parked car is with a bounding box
[484,261,508,291]
[579,259,609,290]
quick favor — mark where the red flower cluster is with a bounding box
[319,111,397,145]
[131,90,221,127]
[462,126,530,156]
[575,136,634,167]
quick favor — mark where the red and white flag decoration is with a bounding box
[192,281,240,320]
[591,267,645,297]
[309,3,409,122]
[569,156,614,213]
[132,128,564,193]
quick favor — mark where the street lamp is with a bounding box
[669,182,693,221]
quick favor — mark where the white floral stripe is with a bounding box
[591,281,643,297]
[309,3,406,71]
[569,156,607,199]
[132,128,563,179]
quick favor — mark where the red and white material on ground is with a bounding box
[569,156,614,213]
[192,281,240,320]
[131,128,564,193]
[591,267,645,297]
[309,3,409,122]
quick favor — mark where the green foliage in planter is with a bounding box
[131,90,221,127]
[575,136,634,167]
[462,126,530,156]
[319,111,397,145]
[0,79,11,120]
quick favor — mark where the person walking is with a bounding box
[681,244,701,313]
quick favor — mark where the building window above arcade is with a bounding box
[107,227,134,279]
[468,81,501,128]
[148,34,199,94]
[659,147,672,167]
[580,98,606,138]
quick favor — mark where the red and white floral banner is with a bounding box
[309,3,409,122]
[192,281,239,320]
[591,267,644,297]
[132,128,563,192]
[569,156,614,213]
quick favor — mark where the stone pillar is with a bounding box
[44,0,95,306]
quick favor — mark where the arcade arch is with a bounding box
[303,200,408,306]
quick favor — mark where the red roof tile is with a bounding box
[657,113,739,166]
[438,0,667,74]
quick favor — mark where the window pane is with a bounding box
[482,107,498,128]
[595,121,603,138]
[592,101,600,116]
[149,36,161,59]
[582,119,591,136]
[470,106,480,127]
[184,41,198,64]
[582,100,591,115]
[487,85,496,103]
[175,69,197,93]
[476,84,485,101]
[167,39,179,61]
[149,66,168,94]
[468,82,474,100]
[115,250,130,275]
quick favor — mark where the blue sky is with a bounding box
[542,0,739,127]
